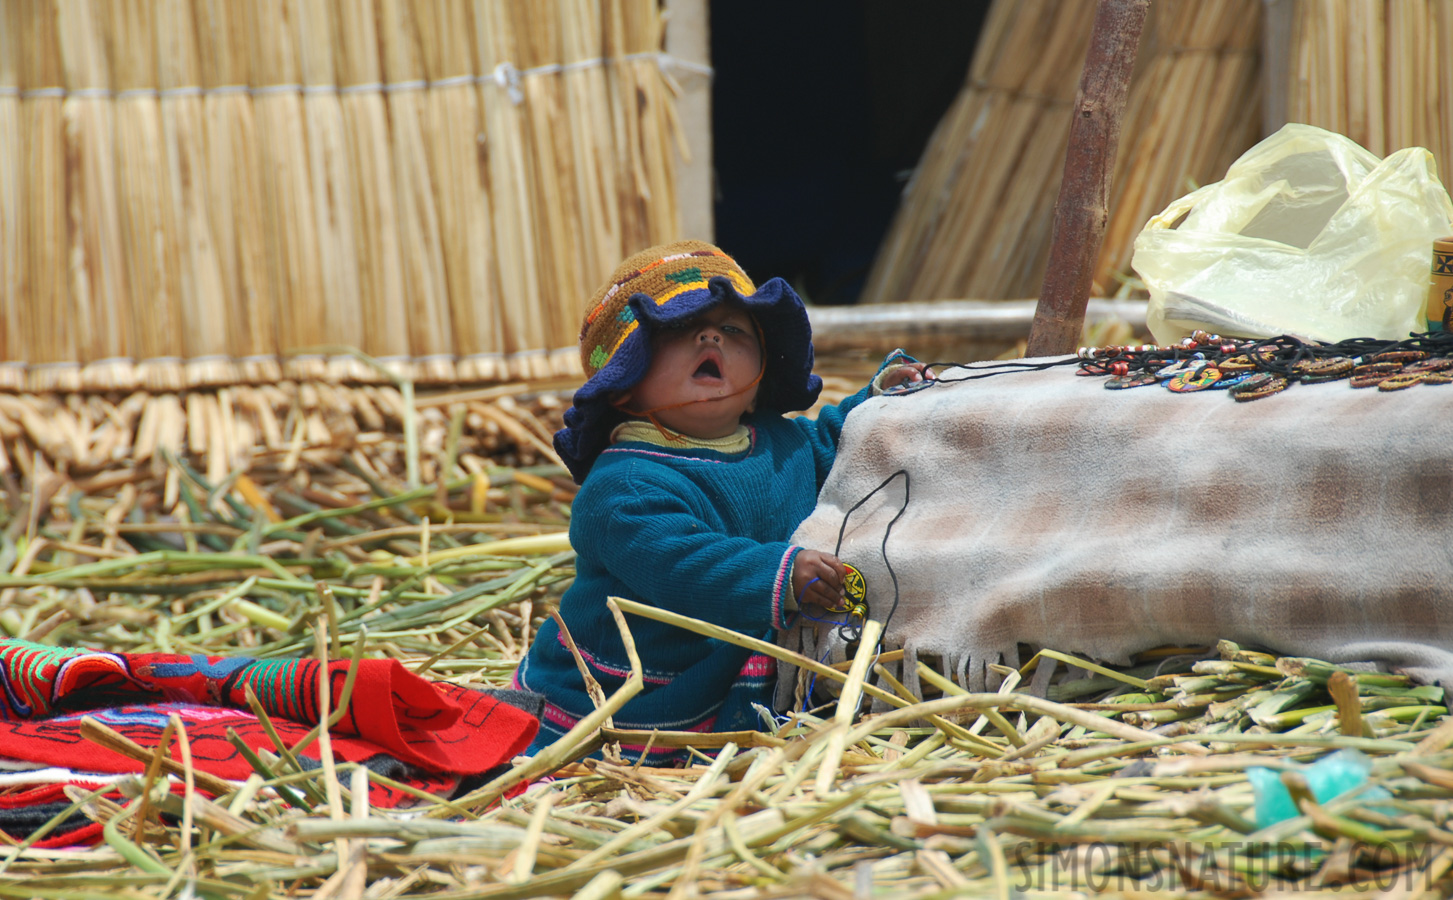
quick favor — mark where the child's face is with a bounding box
[618,303,763,438]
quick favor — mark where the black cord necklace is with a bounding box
[895,330,1453,399]
[1070,330,1453,397]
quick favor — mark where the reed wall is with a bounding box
[863,0,1264,305]
[0,0,686,393]
[866,0,1453,306]
[1272,0,1453,177]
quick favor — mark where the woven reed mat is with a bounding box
[781,359,1453,703]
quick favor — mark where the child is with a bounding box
[516,240,924,763]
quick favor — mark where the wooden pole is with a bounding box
[1025,0,1149,358]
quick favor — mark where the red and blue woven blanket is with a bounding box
[0,638,539,843]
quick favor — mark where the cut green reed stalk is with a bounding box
[17,460,1453,894]
[444,599,644,814]
[78,717,235,797]
[265,475,468,537]
[815,618,884,795]
[224,733,309,811]
[564,745,738,872]
[286,621,366,761]
[609,597,913,712]
[239,683,326,809]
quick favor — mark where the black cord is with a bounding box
[917,357,1080,383]
[1069,330,1453,386]
[831,469,910,642]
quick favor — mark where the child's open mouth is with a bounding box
[692,356,723,380]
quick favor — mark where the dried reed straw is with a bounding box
[413,0,502,384]
[377,0,454,385]
[156,0,235,390]
[1278,1,1453,202]
[195,0,279,383]
[866,0,1266,304]
[509,0,588,363]
[1095,0,1261,292]
[56,0,134,390]
[938,0,1091,300]
[246,0,326,383]
[1441,3,1453,188]
[559,0,624,302]
[0,0,20,392]
[111,0,184,394]
[474,0,550,380]
[295,0,365,383]
[860,0,1095,304]
[607,0,682,252]
[331,0,409,376]
[5,0,691,383]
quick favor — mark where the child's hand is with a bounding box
[879,362,933,393]
[792,549,848,609]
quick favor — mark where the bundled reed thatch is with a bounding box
[1,0,689,392]
[1096,0,1262,294]
[0,380,583,499]
[1270,0,1453,197]
[863,0,1264,304]
[0,2,18,392]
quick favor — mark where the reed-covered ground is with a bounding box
[0,383,1450,899]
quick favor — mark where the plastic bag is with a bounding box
[1133,123,1453,344]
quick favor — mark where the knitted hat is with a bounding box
[555,240,822,482]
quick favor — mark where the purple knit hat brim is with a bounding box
[554,275,822,483]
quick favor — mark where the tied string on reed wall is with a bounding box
[0,52,714,107]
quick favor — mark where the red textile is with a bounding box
[0,642,537,781]
[0,683,534,794]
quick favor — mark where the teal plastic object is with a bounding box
[1247,749,1389,829]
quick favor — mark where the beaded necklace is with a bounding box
[1072,330,1453,400]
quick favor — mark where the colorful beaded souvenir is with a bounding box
[1154,358,1205,381]
[1299,357,1354,383]
[1105,372,1158,389]
[1370,350,1428,364]
[1230,373,1288,401]
[1353,361,1403,375]
[842,563,867,608]
[820,563,869,621]
[1071,330,1453,402]
[1350,373,1392,388]
[1378,373,1424,391]
[1167,366,1222,392]
[1208,371,1254,390]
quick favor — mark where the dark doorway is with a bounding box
[711,1,989,305]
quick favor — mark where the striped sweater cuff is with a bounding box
[772,546,802,630]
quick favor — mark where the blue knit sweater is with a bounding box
[516,387,876,761]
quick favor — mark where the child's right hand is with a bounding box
[792,549,848,610]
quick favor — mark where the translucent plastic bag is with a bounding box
[1133,123,1453,344]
